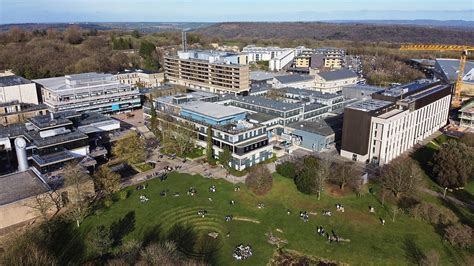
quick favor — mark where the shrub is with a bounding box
[409,202,458,225]
[276,161,298,179]
[444,224,472,248]
[119,191,128,200]
[245,164,273,195]
[104,199,113,208]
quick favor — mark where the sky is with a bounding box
[0,0,473,24]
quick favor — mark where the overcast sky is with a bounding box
[1,0,473,24]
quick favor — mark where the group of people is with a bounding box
[234,186,241,192]
[257,203,265,209]
[233,243,253,260]
[209,185,216,193]
[136,184,147,191]
[160,190,169,197]
[187,187,197,196]
[300,211,310,222]
[322,210,332,217]
[197,209,207,218]
[225,215,233,222]
[336,203,345,212]
[139,195,149,203]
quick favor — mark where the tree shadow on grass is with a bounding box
[142,224,164,247]
[404,235,424,265]
[167,223,197,254]
[46,218,86,265]
[440,198,474,228]
[110,211,136,247]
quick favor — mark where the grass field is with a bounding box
[79,172,469,265]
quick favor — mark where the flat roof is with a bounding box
[343,84,385,93]
[274,74,314,84]
[247,112,278,123]
[380,79,435,97]
[318,69,357,81]
[284,87,342,99]
[0,170,49,205]
[347,99,393,112]
[289,120,335,136]
[436,58,474,81]
[250,71,277,81]
[0,75,32,87]
[181,101,245,119]
[229,95,303,111]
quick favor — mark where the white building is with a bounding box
[34,72,141,114]
[269,49,297,71]
[341,81,451,165]
[115,69,164,88]
[0,76,40,105]
[314,69,359,93]
[272,74,315,89]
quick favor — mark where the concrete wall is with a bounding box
[0,83,39,105]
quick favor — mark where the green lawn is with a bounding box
[78,172,469,265]
[133,162,154,172]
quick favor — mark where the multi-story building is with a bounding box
[459,100,474,130]
[272,74,315,89]
[242,45,292,62]
[314,69,359,93]
[269,49,297,71]
[146,97,273,171]
[282,87,345,111]
[341,80,451,165]
[0,75,40,105]
[314,48,345,69]
[115,69,164,88]
[0,101,48,126]
[0,111,120,174]
[34,72,141,114]
[164,50,250,95]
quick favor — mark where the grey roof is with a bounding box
[250,71,277,81]
[380,79,434,97]
[0,123,26,138]
[247,112,278,123]
[347,99,393,112]
[66,72,111,81]
[180,101,245,119]
[304,103,327,111]
[0,170,49,205]
[318,69,358,81]
[343,84,385,93]
[0,75,32,87]
[288,120,335,136]
[274,74,314,84]
[230,95,303,111]
[283,87,342,99]
[435,59,474,81]
[29,114,72,130]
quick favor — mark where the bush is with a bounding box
[104,199,113,208]
[409,202,458,225]
[444,224,472,248]
[245,165,273,195]
[276,161,298,179]
[119,191,128,200]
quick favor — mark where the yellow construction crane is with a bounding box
[400,44,474,107]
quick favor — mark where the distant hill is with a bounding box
[195,22,474,45]
[0,22,212,33]
[325,20,474,29]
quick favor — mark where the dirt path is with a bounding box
[421,188,474,211]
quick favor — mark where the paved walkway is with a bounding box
[123,154,248,189]
[421,188,474,211]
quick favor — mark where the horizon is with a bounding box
[1,0,473,24]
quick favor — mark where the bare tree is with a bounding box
[94,165,121,198]
[246,164,273,195]
[380,157,423,199]
[330,161,358,190]
[112,131,146,164]
[63,162,92,227]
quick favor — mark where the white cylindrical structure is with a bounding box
[15,137,28,172]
